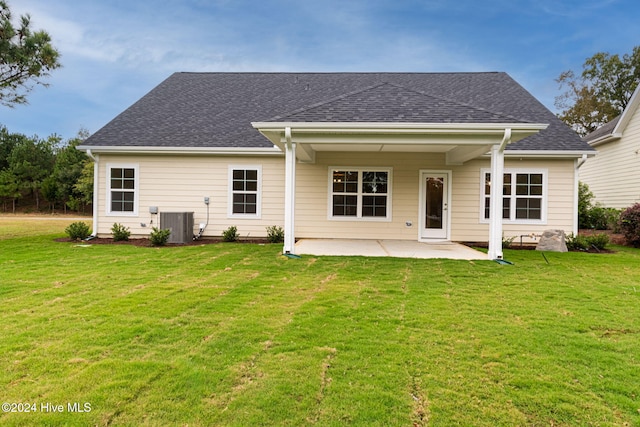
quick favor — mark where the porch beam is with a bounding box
[283,127,297,254]
[488,129,511,260]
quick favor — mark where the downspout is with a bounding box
[573,154,588,235]
[488,128,511,260]
[283,127,296,254]
[86,149,99,238]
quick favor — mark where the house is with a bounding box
[78,72,594,260]
[580,85,640,209]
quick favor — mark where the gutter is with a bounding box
[76,145,283,156]
[85,149,99,238]
[585,133,622,147]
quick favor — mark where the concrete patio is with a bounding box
[294,239,488,260]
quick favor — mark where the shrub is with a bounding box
[578,182,621,231]
[578,182,595,229]
[502,235,516,249]
[619,203,640,247]
[585,233,609,251]
[150,227,171,246]
[589,206,621,231]
[65,221,91,240]
[566,233,588,251]
[222,226,239,242]
[266,225,284,243]
[111,223,130,242]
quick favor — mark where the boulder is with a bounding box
[536,229,568,252]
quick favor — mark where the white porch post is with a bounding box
[488,129,511,260]
[283,127,296,254]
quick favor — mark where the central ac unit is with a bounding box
[160,212,194,244]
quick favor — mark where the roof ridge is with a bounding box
[382,82,529,123]
[268,81,530,123]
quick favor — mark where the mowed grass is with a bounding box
[1,218,639,426]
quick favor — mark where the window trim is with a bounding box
[327,166,393,222]
[106,163,139,216]
[228,165,262,219]
[479,168,548,225]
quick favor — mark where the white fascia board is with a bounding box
[76,145,283,156]
[253,122,548,149]
[501,150,597,159]
[587,133,623,147]
[613,84,640,135]
[252,121,548,133]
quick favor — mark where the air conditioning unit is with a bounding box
[160,212,194,244]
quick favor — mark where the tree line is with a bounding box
[0,126,93,213]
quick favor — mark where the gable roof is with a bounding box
[583,84,640,146]
[267,82,530,124]
[82,72,592,153]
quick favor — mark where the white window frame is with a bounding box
[106,163,139,216]
[480,168,548,225]
[327,167,393,222]
[228,165,262,219]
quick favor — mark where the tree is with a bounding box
[49,130,89,212]
[7,133,56,209]
[555,46,640,136]
[74,160,94,212]
[0,168,19,212]
[0,1,61,106]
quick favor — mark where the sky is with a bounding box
[2,0,639,140]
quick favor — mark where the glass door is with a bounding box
[420,171,450,240]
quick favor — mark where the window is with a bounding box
[482,169,546,222]
[107,164,138,215]
[330,168,391,220]
[229,166,261,217]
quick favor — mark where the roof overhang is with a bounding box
[76,145,283,156]
[252,121,548,164]
[586,133,623,147]
[502,150,597,159]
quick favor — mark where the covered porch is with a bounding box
[253,121,547,261]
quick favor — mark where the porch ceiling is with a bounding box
[251,122,548,164]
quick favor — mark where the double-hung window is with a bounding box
[107,164,138,215]
[229,166,261,217]
[482,169,546,223]
[330,168,391,220]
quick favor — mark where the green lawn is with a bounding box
[1,218,639,426]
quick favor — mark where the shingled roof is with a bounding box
[82,72,592,152]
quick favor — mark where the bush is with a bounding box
[266,225,284,243]
[588,206,621,231]
[578,182,595,229]
[566,233,588,251]
[502,235,516,249]
[619,203,640,247]
[222,226,239,242]
[578,182,622,231]
[65,221,91,240]
[150,227,171,246]
[585,233,610,250]
[111,223,130,242]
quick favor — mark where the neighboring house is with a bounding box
[580,85,640,209]
[78,72,594,259]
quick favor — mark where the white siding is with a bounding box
[580,104,640,209]
[295,153,576,243]
[95,154,285,238]
[95,152,577,243]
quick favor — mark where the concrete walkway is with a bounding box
[294,239,487,260]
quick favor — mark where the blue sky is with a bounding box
[3,0,639,140]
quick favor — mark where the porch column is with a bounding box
[283,127,296,254]
[488,129,511,260]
